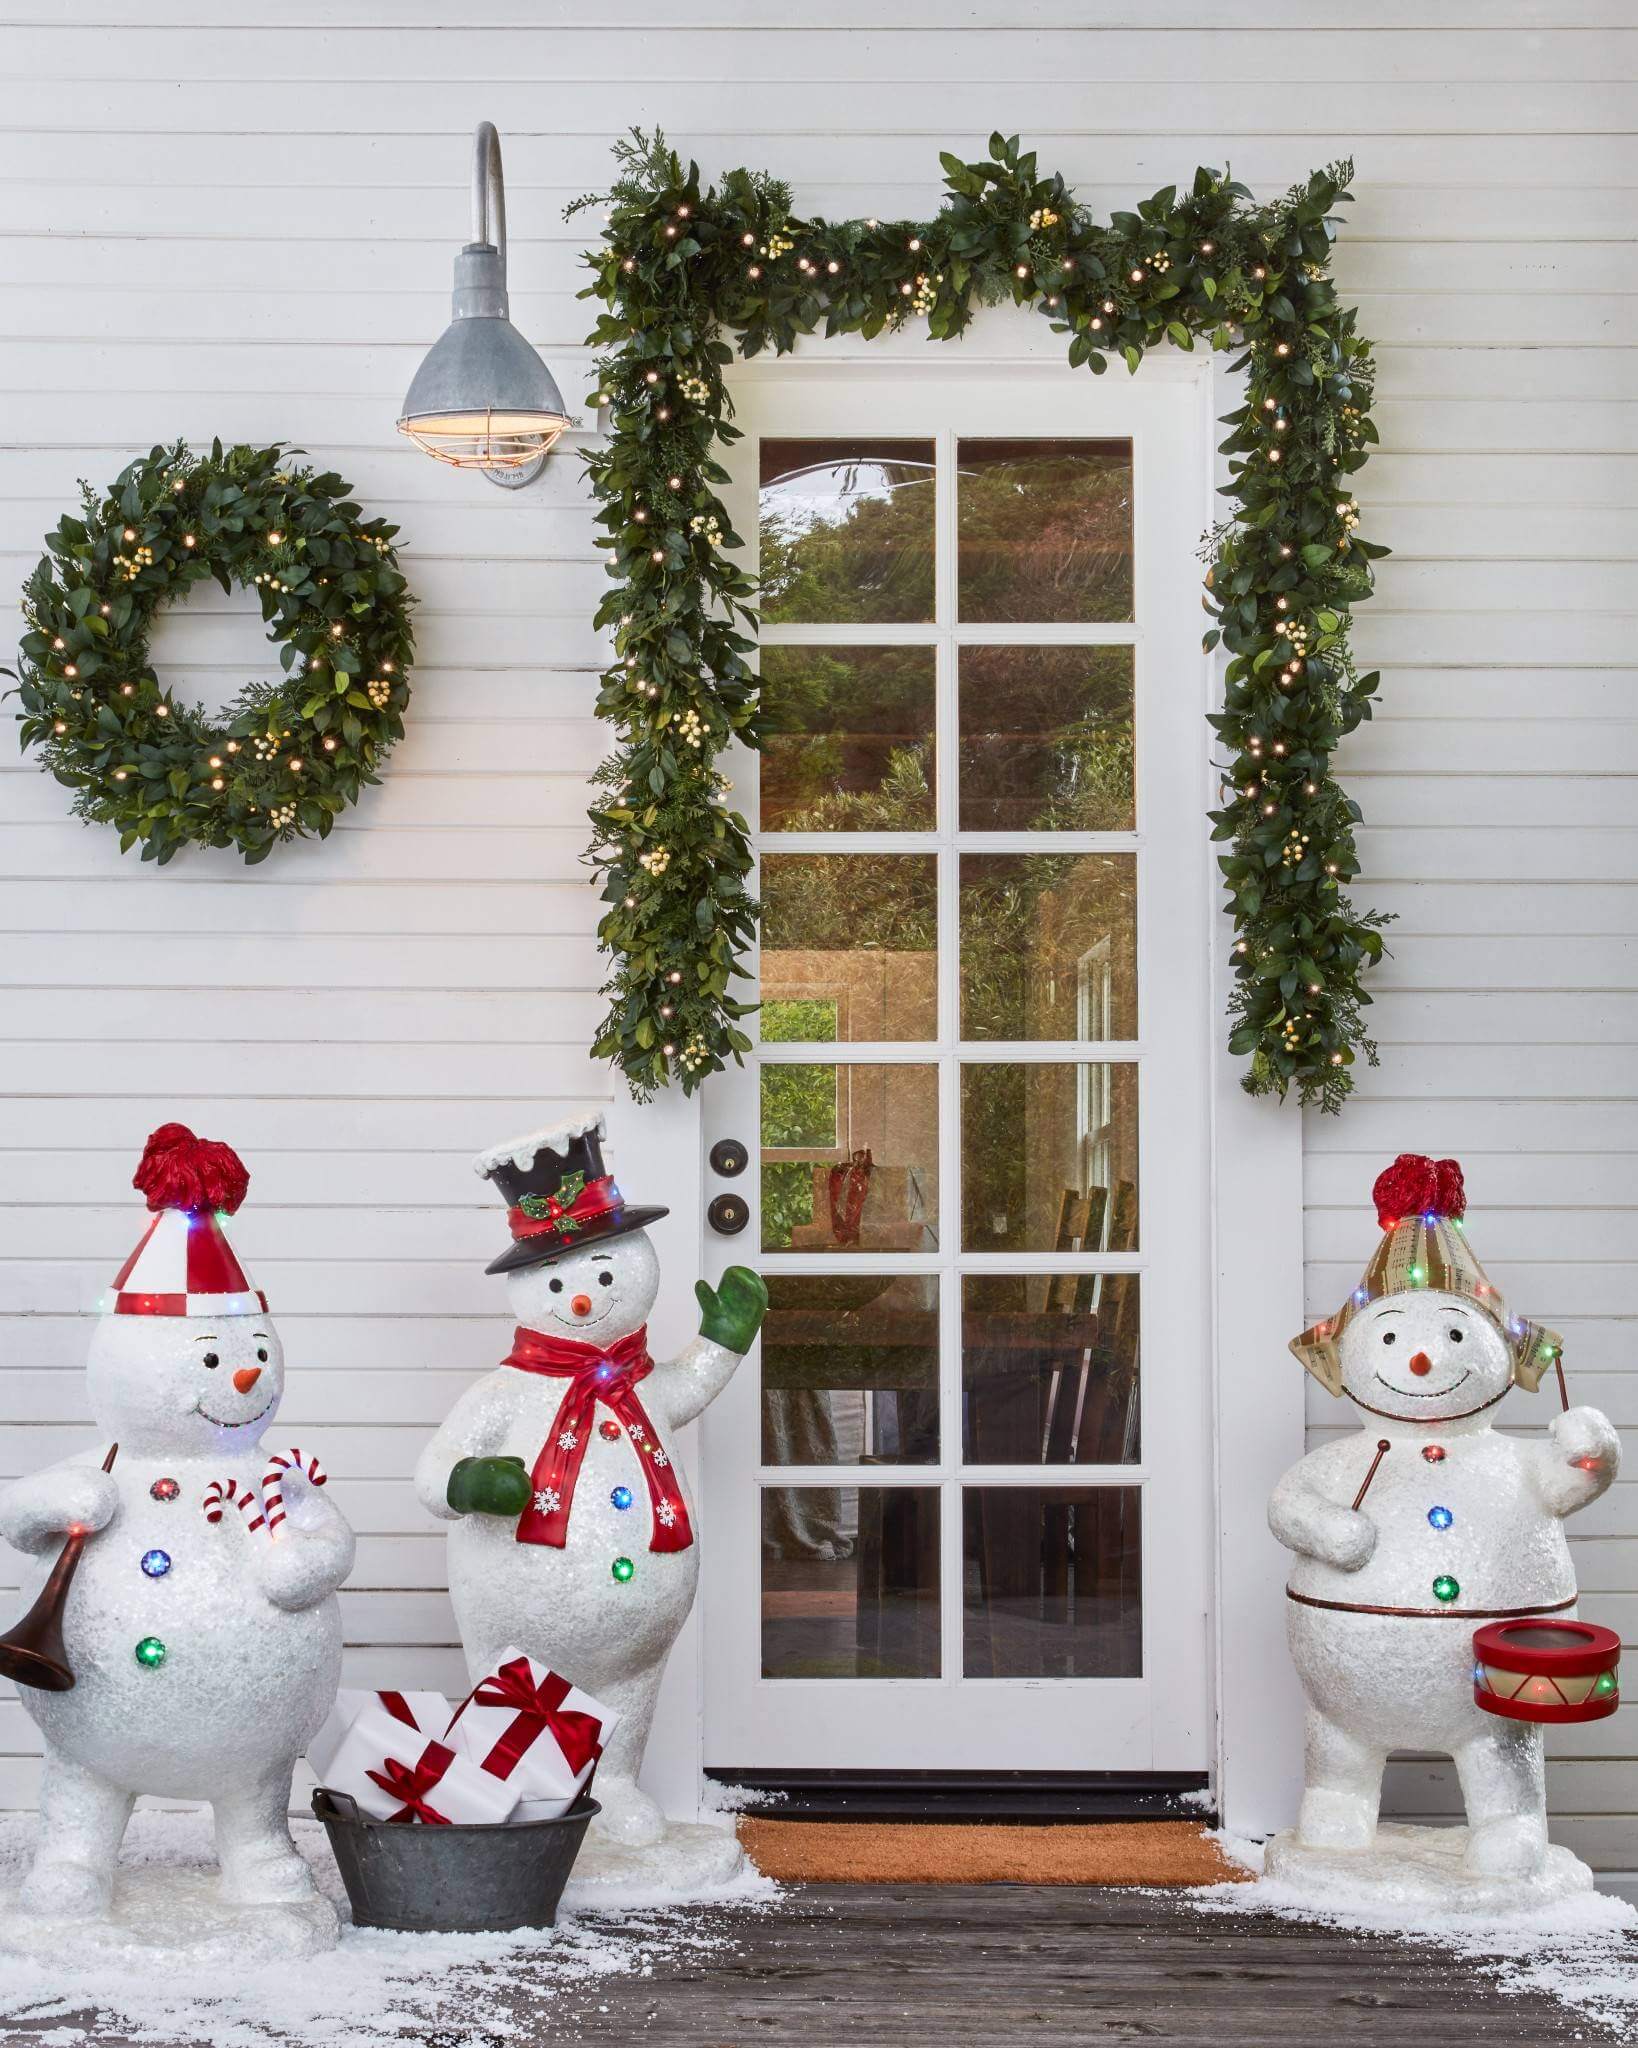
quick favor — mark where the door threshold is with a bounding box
[707,1768,1215,1825]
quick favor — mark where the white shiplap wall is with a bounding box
[1,1,1632,1871]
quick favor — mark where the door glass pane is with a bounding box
[962,1487,1142,1677]
[763,1486,940,1677]
[762,853,938,1043]
[958,647,1135,831]
[957,438,1133,623]
[762,1275,939,1466]
[760,438,935,624]
[762,1062,939,1252]
[959,853,1137,1042]
[959,1062,1138,1253]
[759,645,935,832]
[961,1274,1140,1465]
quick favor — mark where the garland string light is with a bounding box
[573,131,1388,1108]
[9,441,415,865]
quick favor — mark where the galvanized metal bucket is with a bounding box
[312,1788,600,1932]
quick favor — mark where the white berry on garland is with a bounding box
[9,440,415,865]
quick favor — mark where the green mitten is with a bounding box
[446,1455,532,1517]
[694,1266,769,1354]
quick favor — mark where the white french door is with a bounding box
[700,353,1214,1773]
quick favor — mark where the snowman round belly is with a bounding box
[19,1459,342,1800]
[447,1412,698,1689]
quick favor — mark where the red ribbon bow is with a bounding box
[446,1655,604,1784]
[501,1323,694,1554]
[365,1740,456,1824]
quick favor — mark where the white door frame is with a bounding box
[630,316,1304,1833]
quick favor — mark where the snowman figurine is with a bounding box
[414,1113,766,1888]
[1267,1153,1620,1906]
[0,1124,354,1953]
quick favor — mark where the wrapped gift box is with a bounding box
[310,1700,518,1826]
[308,1687,451,1785]
[443,1646,616,1821]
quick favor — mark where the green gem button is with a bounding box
[1432,1575,1460,1605]
[611,1556,635,1584]
[134,1635,167,1669]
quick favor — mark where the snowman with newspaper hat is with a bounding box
[415,1112,766,1888]
[1267,1153,1620,1908]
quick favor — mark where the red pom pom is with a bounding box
[1372,1152,1465,1229]
[132,1122,250,1216]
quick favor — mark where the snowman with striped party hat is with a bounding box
[0,1124,354,1955]
[1266,1153,1620,1909]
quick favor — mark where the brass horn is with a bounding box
[0,1444,118,1692]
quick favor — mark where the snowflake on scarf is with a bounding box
[534,1487,561,1514]
[656,1499,678,1527]
[557,1430,579,1451]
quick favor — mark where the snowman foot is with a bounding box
[17,1856,112,1921]
[214,1777,319,1905]
[588,1776,666,1849]
[1463,1813,1548,1880]
[1296,1785,1377,1852]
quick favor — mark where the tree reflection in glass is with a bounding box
[959,646,1135,831]
[759,439,935,624]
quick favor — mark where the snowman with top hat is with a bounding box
[415,1111,766,1888]
[1267,1153,1620,1909]
[0,1125,354,1957]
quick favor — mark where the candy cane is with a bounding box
[262,1447,326,1537]
[202,1476,264,1534]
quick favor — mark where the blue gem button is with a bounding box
[1427,1506,1453,1531]
[140,1549,172,1578]
[610,1485,634,1511]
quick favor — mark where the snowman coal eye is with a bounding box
[201,1352,219,1369]
[548,1277,564,1294]
[598,1269,614,1287]
[1449,1329,1463,1344]
[1381,1331,1397,1347]
[256,1347,268,1362]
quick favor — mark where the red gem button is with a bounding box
[1422,1445,1447,1464]
[150,1477,181,1501]
[599,1420,622,1441]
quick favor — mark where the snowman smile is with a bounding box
[1374,1366,1471,1402]
[551,1301,617,1331]
[195,1389,277,1428]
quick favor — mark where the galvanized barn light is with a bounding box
[397,122,570,490]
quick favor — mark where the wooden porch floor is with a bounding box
[532,1883,1586,2045]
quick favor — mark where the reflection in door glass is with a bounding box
[957,439,1133,623]
[961,1273,1140,1465]
[762,1062,940,1253]
[759,439,935,624]
[763,1486,940,1677]
[762,853,938,1043]
[963,1487,1142,1677]
[762,1274,939,1467]
[759,645,936,831]
[959,853,1137,1042]
[958,647,1135,831]
[960,1063,1137,1254]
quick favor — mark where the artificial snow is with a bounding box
[0,1808,776,2048]
[1185,1833,1638,2042]
[472,1112,606,1178]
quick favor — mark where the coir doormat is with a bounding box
[737,1818,1253,1887]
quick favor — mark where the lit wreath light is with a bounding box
[569,130,1388,1106]
[8,440,415,864]
[1473,1619,1622,1724]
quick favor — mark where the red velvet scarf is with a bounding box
[501,1323,694,1553]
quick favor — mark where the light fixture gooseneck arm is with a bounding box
[472,120,507,286]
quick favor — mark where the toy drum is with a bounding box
[1473,1619,1621,1723]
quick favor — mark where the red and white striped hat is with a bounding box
[110,1123,267,1318]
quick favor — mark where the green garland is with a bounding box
[574,130,1387,1109]
[10,441,415,865]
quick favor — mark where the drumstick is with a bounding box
[1352,1439,1391,1511]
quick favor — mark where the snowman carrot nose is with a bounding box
[1408,1351,1433,1376]
[233,1365,262,1394]
[571,1293,593,1317]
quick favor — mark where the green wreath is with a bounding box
[9,440,415,864]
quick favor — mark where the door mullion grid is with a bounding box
[934,421,964,1689]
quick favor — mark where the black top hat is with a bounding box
[475,1115,668,1275]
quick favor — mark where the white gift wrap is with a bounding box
[443,1644,617,1816]
[306,1687,451,1785]
[311,1701,518,1825]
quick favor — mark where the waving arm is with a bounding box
[651,1268,768,1427]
